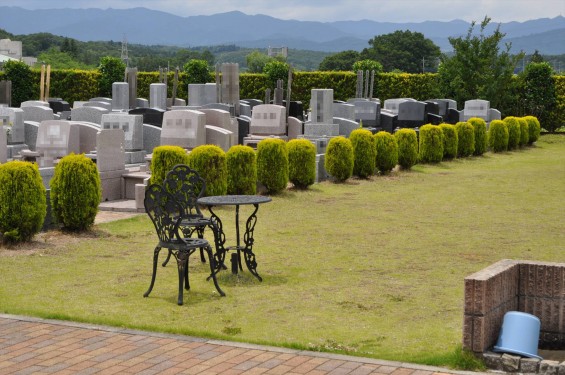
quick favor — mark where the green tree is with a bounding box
[360,30,440,73]
[438,17,523,114]
[3,60,33,107]
[352,59,383,74]
[318,50,360,71]
[520,62,556,131]
[246,50,272,73]
[183,59,210,84]
[38,48,86,69]
[97,56,126,97]
[263,60,290,88]
[530,50,544,63]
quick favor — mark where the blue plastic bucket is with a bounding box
[493,311,542,359]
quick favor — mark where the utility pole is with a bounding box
[120,34,129,67]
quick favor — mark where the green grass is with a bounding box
[1,135,564,369]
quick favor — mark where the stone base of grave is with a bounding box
[124,150,147,165]
[315,154,329,183]
[8,144,29,159]
[100,169,127,201]
[304,122,339,137]
[242,135,288,149]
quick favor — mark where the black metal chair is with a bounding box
[143,184,225,305]
[161,164,223,265]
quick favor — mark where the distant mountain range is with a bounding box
[0,6,564,54]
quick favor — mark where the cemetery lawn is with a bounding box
[1,135,564,369]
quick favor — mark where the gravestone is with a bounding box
[241,99,263,109]
[424,101,440,116]
[72,101,87,108]
[90,97,112,103]
[205,125,233,152]
[397,101,426,128]
[334,117,360,137]
[352,100,380,127]
[71,106,109,125]
[129,107,165,127]
[426,99,457,117]
[188,83,217,106]
[24,121,40,152]
[0,107,25,144]
[199,108,237,147]
[379,111,398,133]
[220,63,240,116]
[283,100,304,121]
[236,117,250,145]
[445,108,461,124]
[489,109,501,122]
[20,100,49,108]
[101,113,144,159]
[249,104,286,135]
[0,80,11,106]
[28,120,80,167]
[135,98,149,108]
[142,124,162,154]
[70,121,99,155]
[96,129,127,201]
[383,98,410,115]
[239,102,252,117]
[0,126,7,163]
[21,105,54,123]
[333,102,355,121]
[112,82,129,111]
[201,103,235,117]
[287,116,303,140]
[305,89,338,137]
[463,99,490,122]
[48,99,71,114]
[150,83,167,110]
[161,109,206,150]
[126,67,138,110]
[85,101,112,111]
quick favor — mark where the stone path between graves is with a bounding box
[0,314,488,375]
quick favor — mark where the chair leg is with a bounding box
[177,251,188,305]
[161,249,173,267]
[184,256,190,290]
[197,227,206,263]
[205,245,225,297]
[144,246,161,298]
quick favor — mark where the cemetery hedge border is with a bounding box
[504,116,521,150]
[256,138,289,194]
[325,136,354,182]
[455,122,475,158]
[439,124,458,159]
[524,116,541,144]
[287,139,316,189]
[374,131,399,174]
[419,124,444,163]
[467,118,488,156]
[518,117,530,147]
[395,128,419,169]
[226,145,257,195]
[187,145,228,197]
[488,120,509,152]
[1,69,562,128]
[149,145,190,185]
[350,128,377,179]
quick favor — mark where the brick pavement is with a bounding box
[0,314,488,375]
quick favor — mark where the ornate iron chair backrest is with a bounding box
[163,164,207,220]
[144,184,184,244]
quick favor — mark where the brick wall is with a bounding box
[463,259,565,353]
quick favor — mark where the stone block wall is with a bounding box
[464,259,565,353]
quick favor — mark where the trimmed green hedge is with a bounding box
[350,128,376,178]
[287,139,316,188]
[517,117,530,147]
[439,123,458,159]
[149,145,190,185]
[455,122,475,157]
[419,124,444,163]
[226,145,257,195]
[187,145,227,196]
[503,116,521,150]
[395,128,418,169]
[467,117,488,156]
[325,136,354,182]
[524,116,541,144]
[257,138,289,194]
[488,120,509,152]
[374,131,398,174]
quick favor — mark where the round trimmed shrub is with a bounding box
[439,123,458,159]
[419,124,444,163]
[467,117,488,156]
[374,131,398,174]
[257,138,289,194]
[0,161,46,243]
[503,116,521,150]
[149,145,190,185]
[50,154,101,231]
[187,145,227,196]
[524,116,541,144]
[488,120,509,152]
[517,117,530,147]
[349,128,376,178]
[325,136,354,182]
[394,128,418,169]
[455,121,475,157]
[287,139,316,189]
[226,145,257,195]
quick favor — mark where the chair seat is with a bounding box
[158,237,209,251]
[180,216,213,227]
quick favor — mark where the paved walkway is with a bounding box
[0,314,487,375]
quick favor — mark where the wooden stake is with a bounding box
[45,65,51,101]
[39,64,45,101]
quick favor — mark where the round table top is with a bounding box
[197,195,272,206]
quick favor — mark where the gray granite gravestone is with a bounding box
[463,99,490,122]
[101,113,143,151]
[333,102,355,121]
[188,83,217,106]
[21,106,54,123]
[249,104,286,136]
[150,83,167,110]
[96,129,127,201]
[205,125,233,152]
[0,80,11,107]
[71,106,109,125]
[20,100,49,108]
[334,117,360,137]
[112,82,129,111]
[220,63,240,116]
[0,107,25,144]
[199,108,237,148]
[161,109,206,150]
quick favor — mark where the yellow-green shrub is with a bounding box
[523,116,541,144]
[488,120,509,152]
[325,137,354,182]
[439,123,458,159]
[503,116,521,150]
[149,145,190,185]
[374,131,398,174]
[455,122,475,157]
[257,138,289,194]
[50,154,101,231]
[287,139,316,188]
[187,145,227,196]
[226,145,257,195]
[517,117,529,147]
[467,117,488,156]
[419,124,444,163]
[350,128,376,178]
[394,128,418,169]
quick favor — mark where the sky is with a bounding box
[3,0,564,23]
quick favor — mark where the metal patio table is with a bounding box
[197,195,271,281]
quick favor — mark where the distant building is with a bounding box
[268,46,288,59]
[0,38,37,67]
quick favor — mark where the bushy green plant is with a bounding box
[394,128,418,169]
[374,131,398,174]
[187,145,227,196]
[98,56,126,97]
[352,60,383,74]
[3,60,34,107]
[0,161,46,243]
[517,117,529,147]
[50,154,101,231]
[419,124,444,163]
[503,116,521,150]
[455,122,475,157]
[467,117,488,156]
[257,138,289,194]
[264,60,290,88]
[149,145,190,185]
[523,116,541,144]
[349,128,376,178]
[183,59,210,84]
[488,120,509,152]
[439,123,458,159]
[325,137,354,182]
[287,139,316,189]
[226,145,257,195]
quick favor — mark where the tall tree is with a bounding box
[360,30,440,73]
[521,62,556,130]
[438,16,524,114]
[318,50,360,71]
